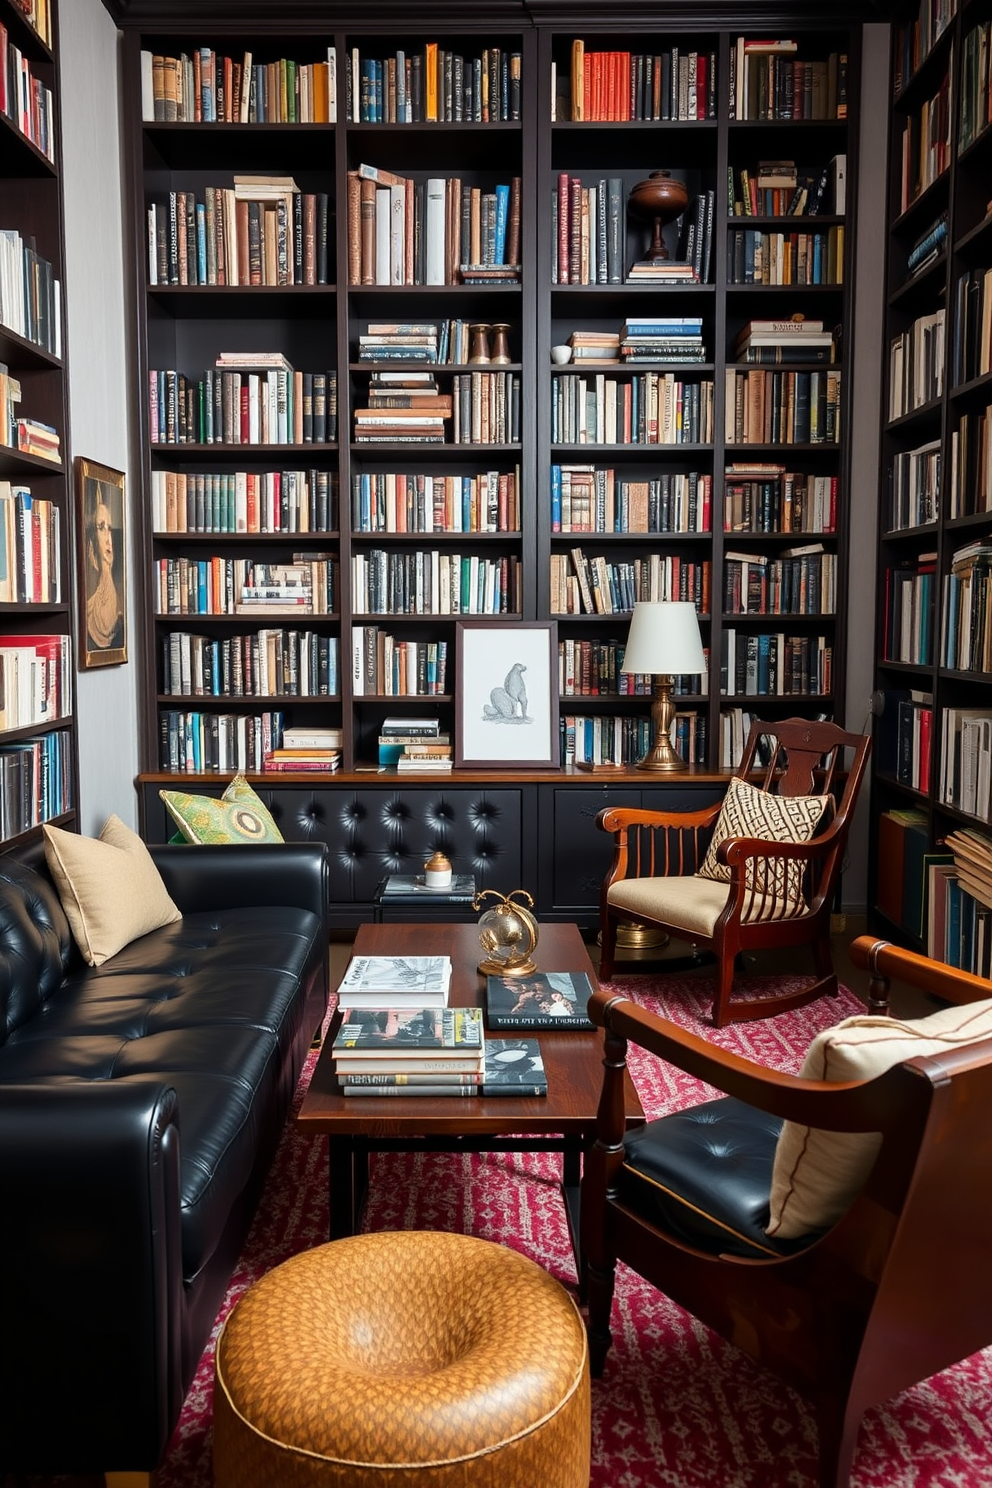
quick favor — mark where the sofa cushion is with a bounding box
[43,817,181,966]
[0,855,73,1042]
[767,997,992,1239]
[697,776,831,914]
[160,775,283,845]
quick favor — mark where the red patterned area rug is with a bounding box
[157,973,992,1488]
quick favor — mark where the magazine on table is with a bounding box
[484,970,595,1030]
[338,1039,547,1097]
[332,1005,483,1057]
[337,955,452,1009]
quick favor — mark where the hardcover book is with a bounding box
[332,1005,483,1055]
[484,971,595,1029]
[481,1038,548,1094]
[336,955,452,1009]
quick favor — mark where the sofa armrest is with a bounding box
[0,1080,186,1470]
[148,841,330,923]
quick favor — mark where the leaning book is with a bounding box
[484,971,595,1030]
[336,954,452,1008]
[332,1005,484,1058]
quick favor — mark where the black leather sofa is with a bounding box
[0,839,330,1477]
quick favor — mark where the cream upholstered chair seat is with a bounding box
[608,874,732,940]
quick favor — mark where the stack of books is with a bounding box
[378,715,453,770]
[358,322,439,363]
[337,953,452,1009]
[354,357,452,443]
[332,1004,485,1093]
[264,724,342,772]
[568,331,620,365]
[14,417,60,462]
[620,317,705,363]
[734,317,835,365]
[626,258,699,283]
[234,555,335,615]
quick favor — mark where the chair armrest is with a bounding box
[587,988,911,1136]
[598,803,724,835]
[850,935,992,1009]
[148,841,330,922]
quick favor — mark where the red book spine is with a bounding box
[240,385,250,443]
[557,172,570,283]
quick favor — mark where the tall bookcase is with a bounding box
[115,4,862,924]
[871,0,992,965]
[0,0,78,847]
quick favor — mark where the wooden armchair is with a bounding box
[581,934,992,1488]
[597,717,871,1025]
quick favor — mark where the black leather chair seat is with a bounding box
[0,905,323,1278]
[618,1097,816,1259]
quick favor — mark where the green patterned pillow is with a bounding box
[160,774,283,845]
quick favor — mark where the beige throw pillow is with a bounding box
[697,775,831,914]
[767,998,992,1239]
[43,816,182,967]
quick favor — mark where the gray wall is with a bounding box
[60,0,140,832]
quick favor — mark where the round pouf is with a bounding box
[213,1229,591,1488]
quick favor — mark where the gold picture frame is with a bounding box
[75,456,127,668]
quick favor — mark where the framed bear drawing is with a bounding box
[455,621,559,769]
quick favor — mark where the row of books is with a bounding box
[158,709,285,775]
[5,1,50,48]
[898,68,952,214]
[160,630,340,701]
[563,711,708,768]
[350,550,520,617]
[559,638,708,700]
[0,227,61,357]
[940,708,992,821]
[351,469,520,535]
[730,40,848,122]
[0,22,54,160]
[558,40,717,122]
[959,18,992,155]
[351,629,449,699]
[0,730,72,841]
[151,469,336,536]
[551,374,715,446]
[729,159,845,218]
[551,175,624,287]
[939,829,992,973]
[720,630,833,698]
[725,368,842,446]
[724,467,837,534]
[719,706,791,768]
[889,438,940,531]
[0,633,70,732]
[952,267,992,388]
[722,546,837,617]
[882,555,936,666]
[446,372,520,446]
[375,716,449,770]
[551,466,711,535]
[942,541,992,673]
[140,47,337,124]
[727,226,845,286]
[148,364,338,447]
[154,556,337,618]
[552,550,710,618]
[893,0,955,97]
[621,316,706,364]
[348,45,521,124]
[948,401,992,518]
[263,724,343,774]
[147,180,331,288]
[894,693,932,795]
[0,482,61,604]
[346,166,521,288]
[733,316,836,364]
[1,364,60,464]
[904,211,948,281]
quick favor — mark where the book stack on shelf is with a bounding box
[727,319,840,447]
[731,37,848,121]
[0,20,54,158]
[620,317,705,363]
[881,550,937,665]
[263,725,342,773]
[556,39,717,123]
[939,829,992,975]
[161,628,339,702]
[347,43,521,125]
[354,370,451,444]
[942,541,992,672]
[152,467,336,535]
[940,708,992,819]
[567,331,620,365]
[0,482,61,602]
[0,632,70,731]
[724,464,836,533]
[149,355,337,447]
[375,716,452,771]
[0,229,62,356]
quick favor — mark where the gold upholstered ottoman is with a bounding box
[213,1230,591,1488]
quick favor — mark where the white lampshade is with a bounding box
[620,600,705,676]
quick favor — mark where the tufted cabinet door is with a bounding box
[343,789,523,902]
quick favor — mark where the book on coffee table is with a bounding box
[337,954,452,1008]
[484,971,595,1030]
[332,1005,484,1061]
[338,1039,547,1097]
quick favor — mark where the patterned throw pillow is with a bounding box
[696,775,831,911]
[767,998,992,1238]
[160,774,283,845]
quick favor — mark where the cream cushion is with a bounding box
[608,874,732,938]
[697,775,831,913]
[767,998,992,1239]
[43,815,182,967]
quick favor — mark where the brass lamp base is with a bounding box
[636,673,689,772]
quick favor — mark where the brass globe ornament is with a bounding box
[473,888,540,977]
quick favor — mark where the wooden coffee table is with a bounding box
[298,921,644,1279]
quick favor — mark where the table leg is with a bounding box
[328,1135,357,1240]
[561,1139,586,1299]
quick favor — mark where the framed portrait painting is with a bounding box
[455,621,559,769]
[75,457,127,668]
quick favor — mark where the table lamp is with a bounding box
[620,600,706,771]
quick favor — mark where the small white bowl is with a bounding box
[550,344,572,365]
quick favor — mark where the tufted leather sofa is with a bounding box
[0,839,330,1478]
